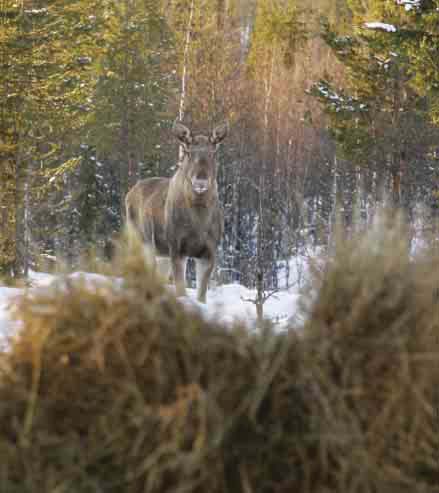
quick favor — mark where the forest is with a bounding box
[3,2,439,491]
[1,0,439,290]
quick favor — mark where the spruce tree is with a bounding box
[0,0,107,275]
[312,0,439,209]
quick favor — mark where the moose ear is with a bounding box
[210,121,229,146]
[172,121,192,145]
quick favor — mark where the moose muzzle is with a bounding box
[191,177,210,195]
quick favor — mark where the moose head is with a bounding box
[172,121,228,206]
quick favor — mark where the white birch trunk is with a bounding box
[178,0,195,161]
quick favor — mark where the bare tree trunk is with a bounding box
[254,48,276,321]
[255,271,264,326]
[119,0,137,215]
[178,0,195,162]
[391,159,402,207]
[12,2,33,278]
[0,160,16,278]
[14,147,28,278]
[390,68,404,208]
[178,0,194,121]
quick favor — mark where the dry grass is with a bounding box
[0,216,438,492]
[300,213,439,491]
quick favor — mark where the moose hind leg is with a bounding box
[171,256,187,297]
[196,258,214,303]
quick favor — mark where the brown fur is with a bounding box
[125,121,228,302]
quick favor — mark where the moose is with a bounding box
[125,120,228,303]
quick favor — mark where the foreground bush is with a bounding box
[302,214,439,491]
[0,218,438,493]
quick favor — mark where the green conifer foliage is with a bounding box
[311,0,439,207]
[248,0,308,71]
[0,0,176,269]
[90,0,175,189]
[0,0,107,275]
[395,0,439,123]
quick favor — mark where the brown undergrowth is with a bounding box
[0,216,438,493]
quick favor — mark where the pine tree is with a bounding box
[311,0,439,209]
[0,0,176,270]
[0,0,108,276]
[394,0,439,123]
[71,0,176,258]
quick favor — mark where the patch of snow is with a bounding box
[277,249,323,290]
[0,266,305,350]
[0,287,22,350]
[364,22,397,33]
[28,270,56,287]
[178,283,301,331]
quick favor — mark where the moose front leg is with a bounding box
[171,255,187,297]
[156,256,172,281]
[195,257,214,303]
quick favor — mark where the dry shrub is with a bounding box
[0,229,309,493]
[0,216,438,493]
[302,212,439,491]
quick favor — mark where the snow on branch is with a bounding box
[396,0,421,11]
[24,8,48,16]
[312,81,368,114]
[364,22,397,33]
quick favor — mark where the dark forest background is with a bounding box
[1,0,439,291]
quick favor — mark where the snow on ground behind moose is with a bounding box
[0,251,319,349]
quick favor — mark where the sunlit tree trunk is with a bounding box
[177,0,194,163]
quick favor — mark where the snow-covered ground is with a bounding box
[0,286,23,349]
[180,283,301,328]
[0,265,309,350]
